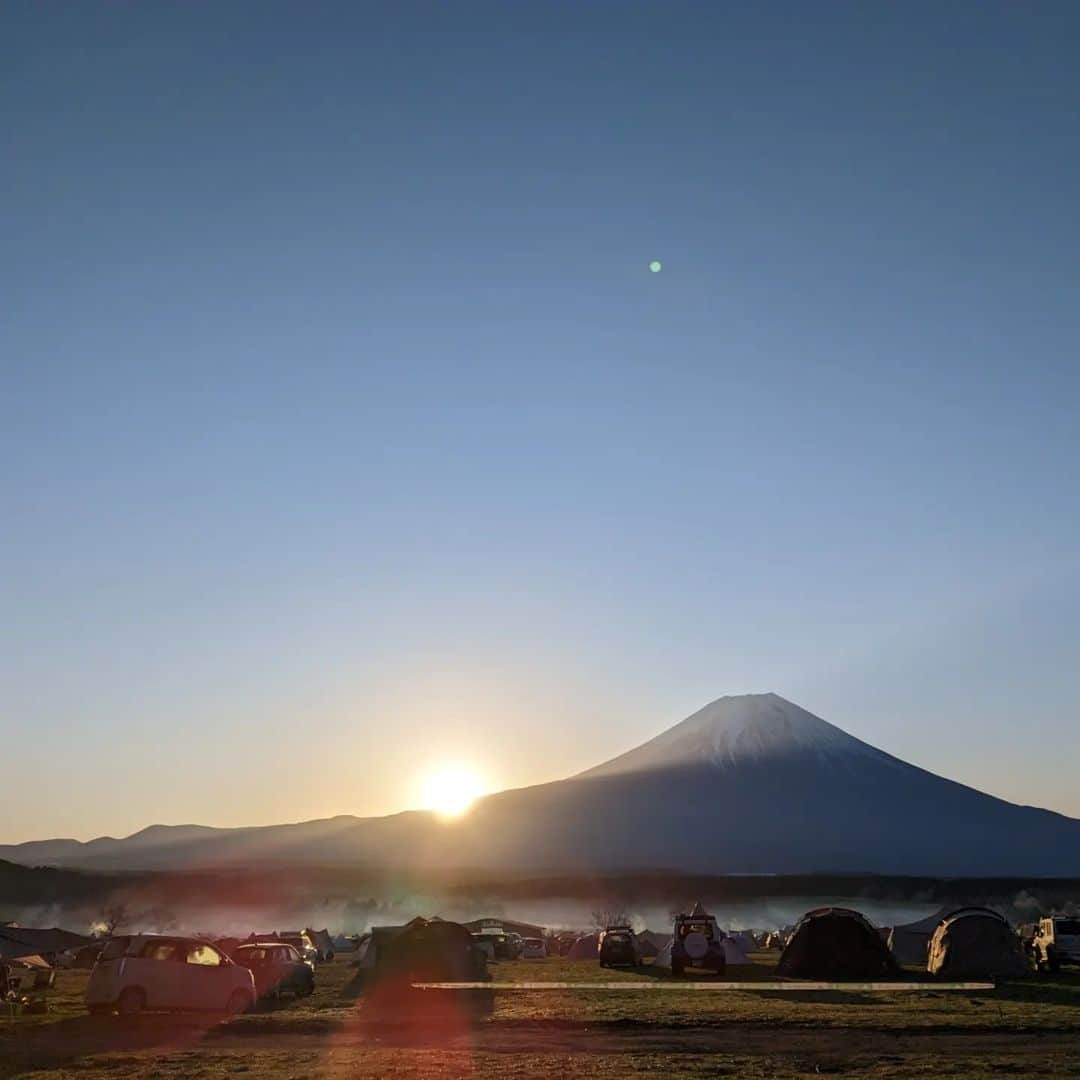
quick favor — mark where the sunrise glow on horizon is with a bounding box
[416,764,487,820]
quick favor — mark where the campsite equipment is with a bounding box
[305,928,335,962]
[927,908,1030,978]
[887,908,954,966]
[356,917,488,983]
[567,933,600,959]
[777,908,899,979]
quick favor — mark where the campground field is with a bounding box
[3,953,1080,1078]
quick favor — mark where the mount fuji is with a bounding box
[4,694,1078,875]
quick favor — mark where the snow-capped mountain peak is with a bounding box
[580,692,876,776]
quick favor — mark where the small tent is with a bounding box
[887,908,954,967]
[720,935,751,964]
[306,928,335,961]
[927,908,1029,978]
[635,930,667,958]
[777,908,898,979]
[567,933,599,959]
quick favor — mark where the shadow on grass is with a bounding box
[0,1013,227,1074]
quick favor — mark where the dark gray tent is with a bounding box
[567,933,599,959]
[370,917,488,983]
[635,930,667,958]
[887,908,953,966]
[0,926,93,962]
[778,908,899,980]
[927,908,1029,978]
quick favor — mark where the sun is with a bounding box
[417,764,486,820]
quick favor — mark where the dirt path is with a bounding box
[4,1017,1079,1078]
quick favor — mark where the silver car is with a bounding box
[86,935,256,1017]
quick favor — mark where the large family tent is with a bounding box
[777,908,898,979]
[887,908,953,966]
[353,917,487,980]
[926,908,1029,978]
[567,933,600,959]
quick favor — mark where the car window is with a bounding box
[186,943,223,966]
[141,940,182,962]
[1056,919,1080,935]
[241,948,267,962]
[284,945,301,961]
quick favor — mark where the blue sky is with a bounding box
[3,1,1079,841]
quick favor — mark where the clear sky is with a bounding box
[3,1,1079,843]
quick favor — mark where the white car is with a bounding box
[86,935,256,1017]
[1032,916,1080,973]
[521,937,546,959]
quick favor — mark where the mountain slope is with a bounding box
[3,694,1078,875]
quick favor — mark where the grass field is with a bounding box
[2,953,1079,1078]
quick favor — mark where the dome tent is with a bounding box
[777,908,898,979]
[567,933,599,959]
[927,908,1029,979]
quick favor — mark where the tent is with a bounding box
[777,908,899,979]
[306,928,335,960]
[635,931,667,958]
[0,926,93,962]
[368,917,488,983]
[927,908,1029,978]
[567,933,599,959]
[720,936,751,964]
[887,908,954,966]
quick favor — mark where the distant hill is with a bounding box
[4,693,1078,876]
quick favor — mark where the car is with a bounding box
[598,926,640,968]
[668,905,727,976]
[471,930,513,960]
[505,932,524,959]
[1032,916,1080,973]
[277,932,320,969]
[232,942,315,999]
[85,935,256,1017]
[520,937,547,959]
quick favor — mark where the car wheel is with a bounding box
[1048,948,1060,974]
[225,989,252,1015]
[671,960,684,977]
[117,987,146,1018]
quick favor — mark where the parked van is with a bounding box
[1032,916,1080,973]
[86,935,256,1016]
